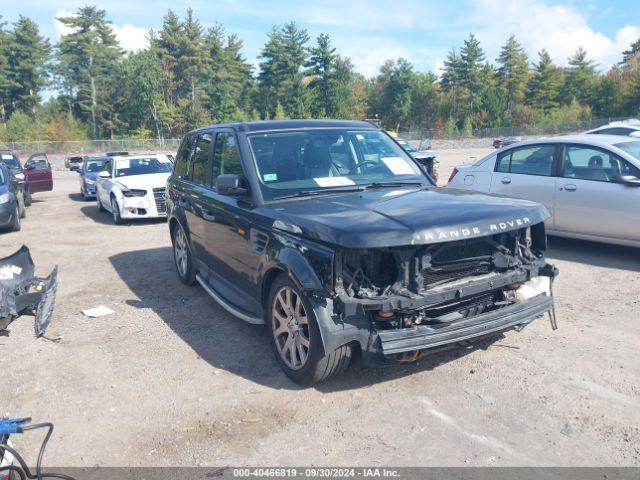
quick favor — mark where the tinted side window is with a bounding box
[496,150,511,173]
[213,133,243,181]
[597,127,633,136]
[496,145,554,176]
[174,135,195,178]
[191,132,213,187]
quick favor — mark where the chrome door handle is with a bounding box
[563,184,577,192]
[501,177,511,184]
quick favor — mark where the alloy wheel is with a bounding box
[174,227,188,277]
[271,286,310,370]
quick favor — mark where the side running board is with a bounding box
[195,274,264,325]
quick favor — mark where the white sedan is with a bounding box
[447,135,640,247]
[95,154,172,224]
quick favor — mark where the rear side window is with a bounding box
[191,132,214,187]
[213,133,243,181]
[495,145,555,176]
[174,135,195,178]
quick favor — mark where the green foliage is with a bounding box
[1,8,640,142]
[6,110,43,141]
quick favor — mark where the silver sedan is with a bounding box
[447,134,640,247]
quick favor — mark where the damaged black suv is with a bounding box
[167,120,557,385]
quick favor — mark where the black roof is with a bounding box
[193,119,379,134]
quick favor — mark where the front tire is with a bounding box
[23,190,32,206]
[10,204,21,232]
[97,192,105,211]
[111,196,123,225]
[268,275,352,385]
[172,222,196,285]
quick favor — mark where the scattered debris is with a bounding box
[561,423,573,437]
[82,305,114,317]
[464,387,495,405]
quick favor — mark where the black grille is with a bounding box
[153,188,166,214]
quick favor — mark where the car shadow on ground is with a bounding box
[109,246,505,392]
[68,192,90,202]
[79,203,167,227]
[547,236,640,272]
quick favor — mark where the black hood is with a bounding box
[261,187,550,248]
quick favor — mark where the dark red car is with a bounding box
[0,150,53,205]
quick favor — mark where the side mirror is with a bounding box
[98,171,111,178]
[25,163,35,170]
[613,174,640,186]
[216,174,247,196]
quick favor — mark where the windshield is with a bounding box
[248,129,426,199]
[615,141,640,162]
[0,153,20,169]
[114,157,172,177]
[85,158,108,172]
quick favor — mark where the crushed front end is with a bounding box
[332,222,558,361]
[0,245,58,337]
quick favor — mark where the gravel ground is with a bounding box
[2,150,639,467]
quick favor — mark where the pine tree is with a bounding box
[495,35,529,112]
[257,22,309,119]
[306,33,337,118]
[620,39,640,65]
[6,16,51,116]
[562,47,597,106]
[440,49,464,118]
[56,6,122,139]
[459,34,487,117]
[0,17,9,123]
[526,49,562,112]
[151,10,183,108]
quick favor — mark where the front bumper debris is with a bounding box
[0,245,58,336]
[374,294,552,355]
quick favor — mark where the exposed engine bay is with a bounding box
[334,223,557,331]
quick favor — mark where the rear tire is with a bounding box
[267,275,352,385]
[172,222,196,285]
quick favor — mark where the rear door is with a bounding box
[554,143,640,240]
[489,143,559,227]
[183,131,215,265]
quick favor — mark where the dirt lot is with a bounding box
[2,149,640,467]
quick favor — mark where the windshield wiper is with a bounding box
[364,181,425,189]
[273,186,366,200]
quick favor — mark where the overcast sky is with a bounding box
[3,0,640,77]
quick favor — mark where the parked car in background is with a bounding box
[96,153,172,224]
[448,134,640,247]
[167,120,557,385]
[0,162,26,231]
[23,153,53,204]
[65,155,84,170]
[584,119,640,137]
[493,136,522,149]
[395,137,439,181]
[78,156,109,199]
[1,151,53,205]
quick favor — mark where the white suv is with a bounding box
[95,154,173,224]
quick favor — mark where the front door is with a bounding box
[489,143,559,229]
[198,130,259,315]
[554,143,640,241]
[25,155,53,193]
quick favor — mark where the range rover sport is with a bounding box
[167,120,558,385]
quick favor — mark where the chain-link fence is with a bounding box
[398,116,634,142]
[0,138,182,155]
